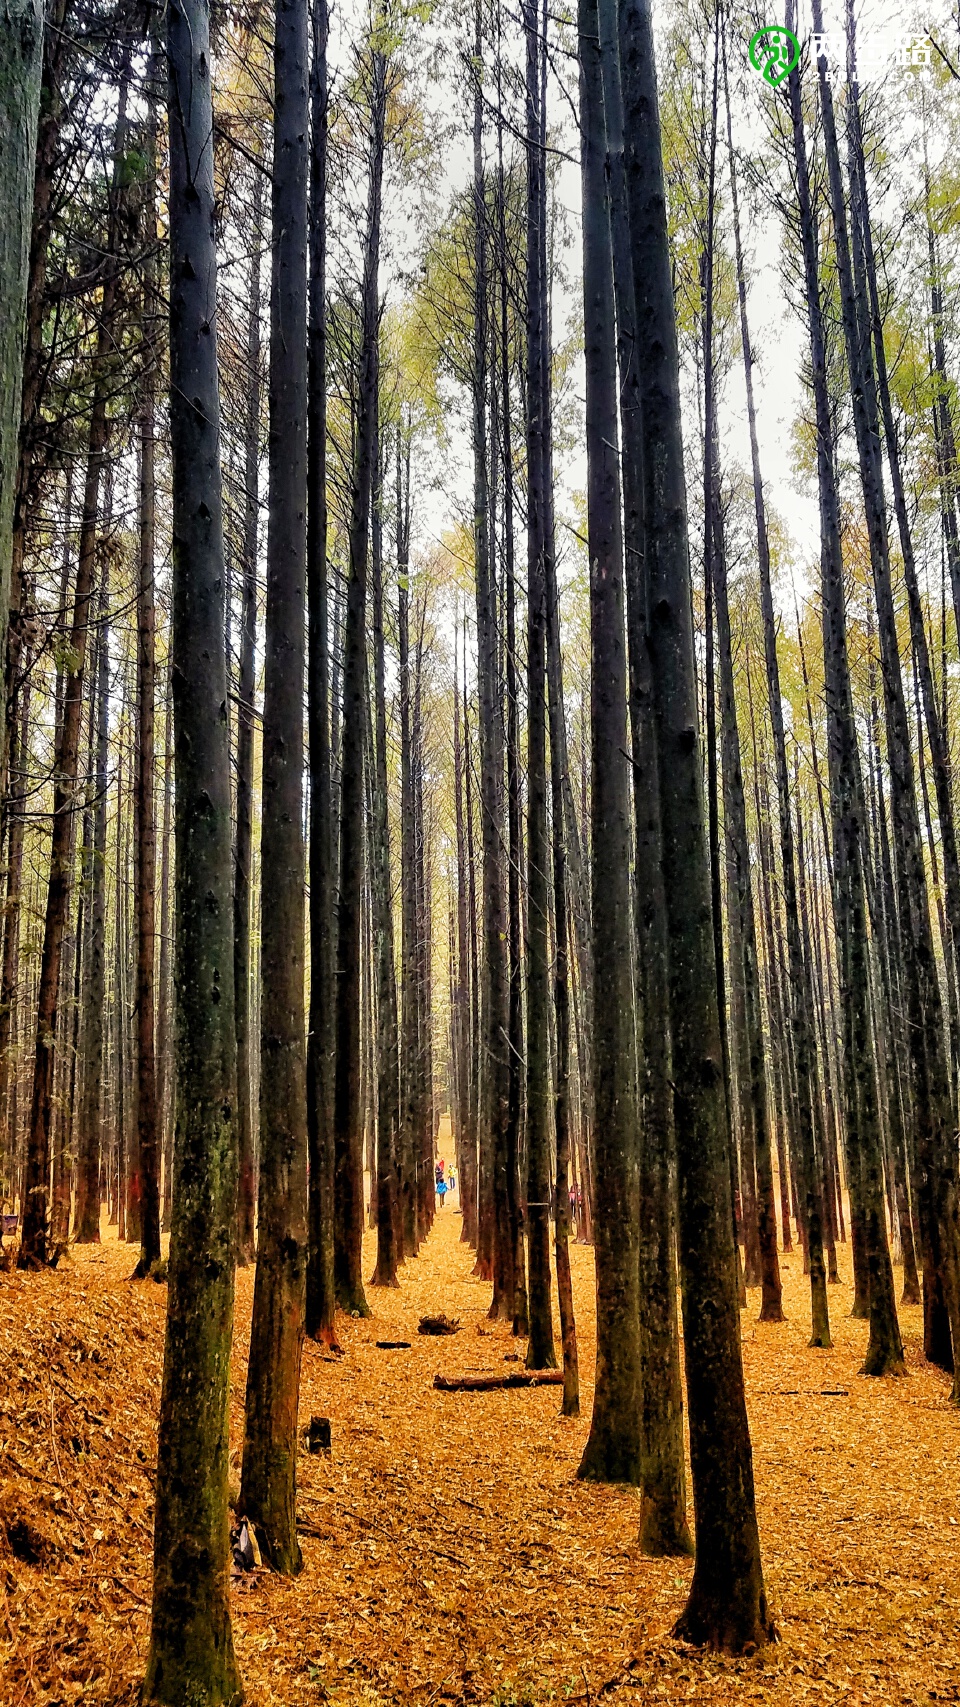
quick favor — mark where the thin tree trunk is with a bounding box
[334,43,386,1319]
[724,47,827,1342]
[369,432,399,1289]
[74,568,108,1243]
[158,675,174,1231]
[522,0,554,1367]
[235,166,263,1270]
[134,55,162,1275]
[19,69,130,1267]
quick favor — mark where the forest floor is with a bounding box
[2,1181,960,1706]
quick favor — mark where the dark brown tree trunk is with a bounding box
[494,82,526,1336]
[142,0,241,1683]
[334,43,386,1319]
[576,0,641,1485]
[235,166,263,1271]
[453,632,478,1248]
[75,584,108,1245]
[306,0,337,1345]
[240,0,310,1576]
[0,0,43,702]
[158,678,174,1231]
[398,472,419,1262]
[522,0,555,1368]
[706,436,782,1321]
[790,14,900,1375]
[0,677,30,1208]
[19,70,130,1268]
[724,45,827,1343]
[472,8,510,1316]
[598,0,690,1542]
[621,0,773,1648]
[812,14,917,1378]
[134,63,162,1276]
[369,433,399,1289]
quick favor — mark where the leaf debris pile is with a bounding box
[1,1215,959,1705]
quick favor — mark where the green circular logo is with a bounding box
[748,24,801,85]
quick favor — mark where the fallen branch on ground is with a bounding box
[433,1370,564,1392]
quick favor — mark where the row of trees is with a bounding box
[2,0,960,1692]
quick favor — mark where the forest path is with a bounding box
[2,1203,960,1705]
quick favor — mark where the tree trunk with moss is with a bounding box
[141,0,241,1690]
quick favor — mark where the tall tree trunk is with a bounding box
[522,0,556,1371]
[142,0,241,1685]
[575,0,641,1485]
[240,0,310,1576]
[0,0,43,739]
[19,68,130,1268]
[158,677,174,1231]
[74,570,109,1243]
[856,65,960,1375]
[813,14,917,1378]
[235,165,263,1270]
[398,463,419,1261]
[597,0,689,1541]
[6,0,68,794]
[708,451,782,1322]
[0,677,30,1207]
[472,6,510,1313]
[369,433,400,1289]
[453,629,477,1247]
[724,44,828,1344]
[134,57,162,1276]
[306,0,337,1343]
[495,84,526,1335]
[545,520,580,1418]
[620,0,773,1648]
[334,43,386,1318]
[787,14,899,1374]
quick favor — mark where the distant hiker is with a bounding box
[436,1175,448,1208]
[435,1158,445,1187]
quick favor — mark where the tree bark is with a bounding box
[134,54,162,1276]
[235,165,263,1271]
[240,0,310,1577]
[522,0,555,1370]
[369,432,400,1289]
[334,43,386,1319]
[0,0,43,742]
[19,68,130,1268]
[724,45,828,1344]
[620,0,773,1648]
[575,0,641,1486]
[306,0,337,1344]
[142,0,241,1685]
